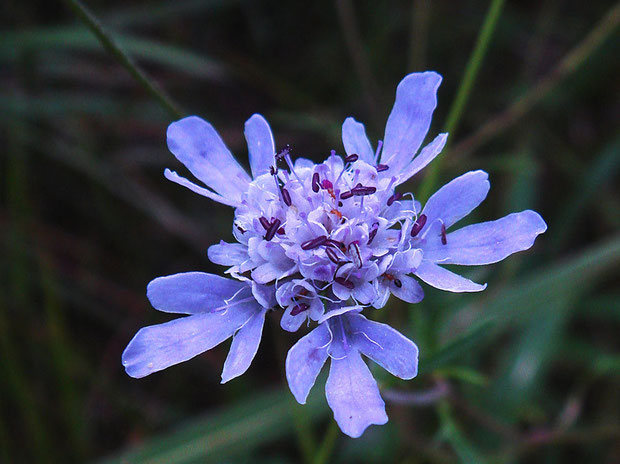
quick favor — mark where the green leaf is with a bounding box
[98,388,328,464]
[439,402,488,463]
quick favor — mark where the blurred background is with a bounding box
[1,0,619,462]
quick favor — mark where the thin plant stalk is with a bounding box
[451,1,620,159]
[60,0,184,119]
[418,0,505,201]
[313,420,340,464]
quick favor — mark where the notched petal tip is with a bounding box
[524,209,548,234]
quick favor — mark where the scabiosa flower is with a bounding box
[122,71,546,438]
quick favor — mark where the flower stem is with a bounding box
[451,1,620,160]
[418,0,505,201]
[60,0,184,119]
[313,420,339,464]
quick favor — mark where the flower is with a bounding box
[121,71,546,438]
[286,307,418,438]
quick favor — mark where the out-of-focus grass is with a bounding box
[0,0,618,462]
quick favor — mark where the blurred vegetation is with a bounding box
[1,0,619,462]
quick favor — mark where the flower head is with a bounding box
[122,71,546,438]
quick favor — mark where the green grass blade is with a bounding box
[418,0,506,201]
[98,388,329,464]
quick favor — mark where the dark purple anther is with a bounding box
[344,154,359,163]
[259,216,270,230]
[290,303,310,316]
[340,190,353,200]
[265,219,281,241]
[334,277,355,289]
[325,247,341,264]
[236,224,246,234]
[281,187,292,206]
[301,235,328,250]
[387,192,403,206]
[276,146,290,161]
[321,179,333,190]
[338,201,343,207]
[312,172,320,192]
[351,185,377,196]
[368,223,379,245]
[376,164,389,172]
[410,214,427,237]
[277,227,285,235]
[394,279,403,288]
[326,239,346,252]
[441,223,447,245]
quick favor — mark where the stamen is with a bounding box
[301,235,328,250]
[235,223,246,234]
[374,140,383,163]
[290,303,310,316]
[321,179,333,190]
[441,223,447,245]
[281,186,292,206]
[325,247,341,264]
[368,223,379,244]
[351,185,377,196]
[326,239,347,252]
[348,242,363,269]
[410,214,427,237]
[394,279,403,288]
[344,154,358,163]
[275,146,290,162]
[265,219,281,241]
[387,192,402,206]
[259,216,270,230]
[340,190,353,200]
[312,173,320,192]
[279,146,302,184]
[334,277,355,289]
[277,227,285,235]
[272,173,284,202]
[376,164,389,172]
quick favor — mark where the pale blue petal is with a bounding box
[371,283,390,309]
[251,282,276,308]
[352,281,378,305]
[348,313,419,379]
[167,116,251,203]
[395,133,448,185]
[147,272,249,314]
[423,210,547,265]
[280,306,306,332]
[342,117,375,164]
[208,241,249,266]
[317,306,364,324]
[422,170,490,229]
[122,306,255,378]
[244,114,275,179]
[381,72,442,174]
[221,308,267,383]
[414,260,486,293]
[285,323,331,404]
[390,275,424,303]
[251,262,296,284]
[164,169,239,207]
[325,348,388,438]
